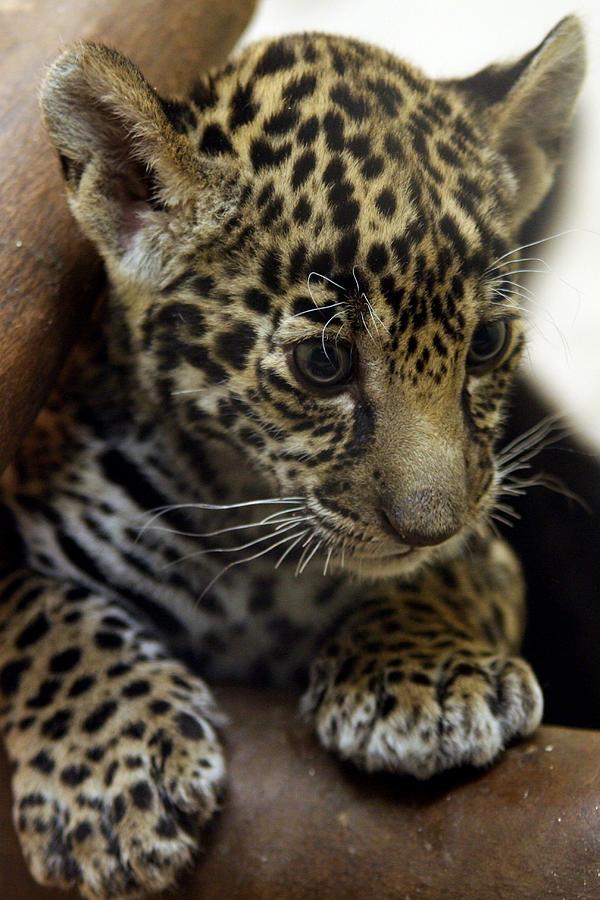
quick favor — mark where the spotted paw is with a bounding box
[302,652,543,779]
[10,662,225,899]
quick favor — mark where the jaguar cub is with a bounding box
[0,16,585,899]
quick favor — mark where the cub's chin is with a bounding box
[337,549,424,580]
[337,531,469,580]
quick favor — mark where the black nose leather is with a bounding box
[381,501,463,548]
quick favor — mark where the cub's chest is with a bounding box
[159,559,358,686]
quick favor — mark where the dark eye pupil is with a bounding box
[307,346,340,381]
[468,320,507,366]
[293,340,353,389]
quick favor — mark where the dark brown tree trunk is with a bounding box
[0,0,257,474]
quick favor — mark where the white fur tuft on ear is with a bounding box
[40,43,239,276]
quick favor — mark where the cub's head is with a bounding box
[41,19,585,577]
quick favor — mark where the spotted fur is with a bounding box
[0,18,585,898]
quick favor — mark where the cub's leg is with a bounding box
[303,534,542,778]
[0,568,225,899]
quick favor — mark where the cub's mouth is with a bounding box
[301,510,475,580]
[297,515,420,579]
[336,548,421,579]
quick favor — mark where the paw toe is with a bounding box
[306,653,543,779]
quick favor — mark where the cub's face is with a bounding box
[42,22,585,577]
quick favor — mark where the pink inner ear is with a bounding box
[111,162,162,250]
[119,199,151,248]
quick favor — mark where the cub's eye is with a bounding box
[291,339,354,392]
[466,320,510,373]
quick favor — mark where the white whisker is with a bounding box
[490,268,547,279]
[496,414,565,463]
[162,521,302,569]
[308,270,347,292]
[363,293,390,335]
[171,388,205,396]
[488,228,583,267]
[485,256,550,275]
[489,276,536,295]
[489,511,515,528]
[493,502,521,520]
[274,515,316,531]
[490,291,529,314]
[321,310,345,359]
[295,533,314,575]
[274,530,307,568]
[489,282,535,304]
[196,529,309,603]
[136,497,303,539]
[299,539,322,574]
[491,412,588,524]
[294,300,346,318]
[501,474,591,512]
[323,545,334,576]
[144,506,308,540]
[359,310,375,343]
[333,321,345,345]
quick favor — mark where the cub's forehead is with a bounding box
[193,33,511,275]
[199,33,502,187]
[179,32,517,346]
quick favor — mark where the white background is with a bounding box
[242,1,600,446]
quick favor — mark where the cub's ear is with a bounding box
[448,16,586,228]
[41,43,236,279]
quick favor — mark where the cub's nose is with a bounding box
[380,491,464,548]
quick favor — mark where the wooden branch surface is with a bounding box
[0,0,256,473]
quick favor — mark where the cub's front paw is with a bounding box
[11,664,225,899]
[302,652,543,779]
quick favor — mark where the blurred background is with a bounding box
[243,1,600,446]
